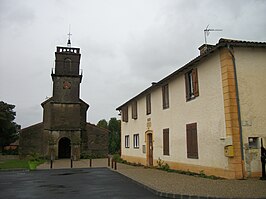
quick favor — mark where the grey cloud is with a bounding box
[0,1,35,30]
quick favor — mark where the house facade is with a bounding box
[116,38,266,179]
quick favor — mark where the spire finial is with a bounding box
[67,25,72,47]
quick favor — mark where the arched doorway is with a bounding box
[58,137,71,159]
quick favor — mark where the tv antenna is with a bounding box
[67,24,72,47]
[204,25,222,44]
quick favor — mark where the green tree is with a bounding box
[97,117,121,154]
[108,117,121,154]
[96,119,108,129]
[0,101,20,151]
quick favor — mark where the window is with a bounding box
[185,68,199,101]
[122,106,128,122]
[146,94,151,115]
[133,134,139,148]
[132,101,138,119]
[163,128,170,156]
[125,135,129,148]
[162,84,169,109]
[186,123,198,159]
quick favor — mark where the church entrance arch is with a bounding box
[58,137,71,159]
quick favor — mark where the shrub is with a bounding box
[156,158,170,171]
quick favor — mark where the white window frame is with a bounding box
[133,134,139,148]
[125,135,130,148]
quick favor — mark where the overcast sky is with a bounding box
[0,0,266,128]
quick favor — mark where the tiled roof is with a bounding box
[116,38,266,110]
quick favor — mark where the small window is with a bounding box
[162,84,169,109]
[186,123,198,159]
[125,135,130,148]
[248,137,259,149]
[132,101,138,119]
[122,106,128,122]
[163,128,170,156]
[146,94,151,115]
[133,134,139,148]
[185,68,199,101]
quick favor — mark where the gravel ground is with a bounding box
[37,159,266,198]
[116,163,266,199]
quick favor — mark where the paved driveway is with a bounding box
[0,168,163,199]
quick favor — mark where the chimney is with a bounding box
[198,44,215,55]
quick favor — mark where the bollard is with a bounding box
[114,161,117,170]
[71,157,73,168]
[50,160,53,169]
[90,158,92,168]
[108,156,110,167]
[111,159,114,169]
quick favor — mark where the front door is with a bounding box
[58,137,71,159]
[147,133,153,166]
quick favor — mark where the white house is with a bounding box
[116,38,266,179]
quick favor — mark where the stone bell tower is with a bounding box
[41,37,89,160]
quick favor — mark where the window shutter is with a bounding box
[122,106,128,122]
[162,86,165,108]
[186,123,198,159]
[146,94,151,115]
[185,73,190,100]
[132,101,137,119]
[162,84,169,109]
[163,129,169,155]
[165,84,169,108]
[192,68,199,97]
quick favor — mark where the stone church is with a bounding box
[19,41,108,160]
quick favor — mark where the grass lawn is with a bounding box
[0,159,45,170]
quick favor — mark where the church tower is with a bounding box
[19,36,108,160]
[41,39,89,160]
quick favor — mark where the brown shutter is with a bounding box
[165,84,169,108]
[186,123,198,159]
[162,86,165,108]
[122,106,128,122]
[162,84,169,109]
[146,94,151,115]
[163,129,169,155]
[132,101,137,119]
[185,72,190,100]
[192,68,199,97]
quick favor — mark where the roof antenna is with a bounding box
[204,25,222,44]
[67,24,72,47]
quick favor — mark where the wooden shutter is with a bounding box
[146,94,151,115]
[132,101,137,119]
[122,106,128,122]
[192,68,199,97]
[185,72,190,100]
[162,84,169,109]
[186,123,198,159]
[163,129,169,155]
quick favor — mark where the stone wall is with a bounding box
[19,123,48,158]
[81,123,109,157]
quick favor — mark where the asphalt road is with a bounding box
[0,168,164,199]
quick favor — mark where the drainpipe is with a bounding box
[227,44,245,178]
